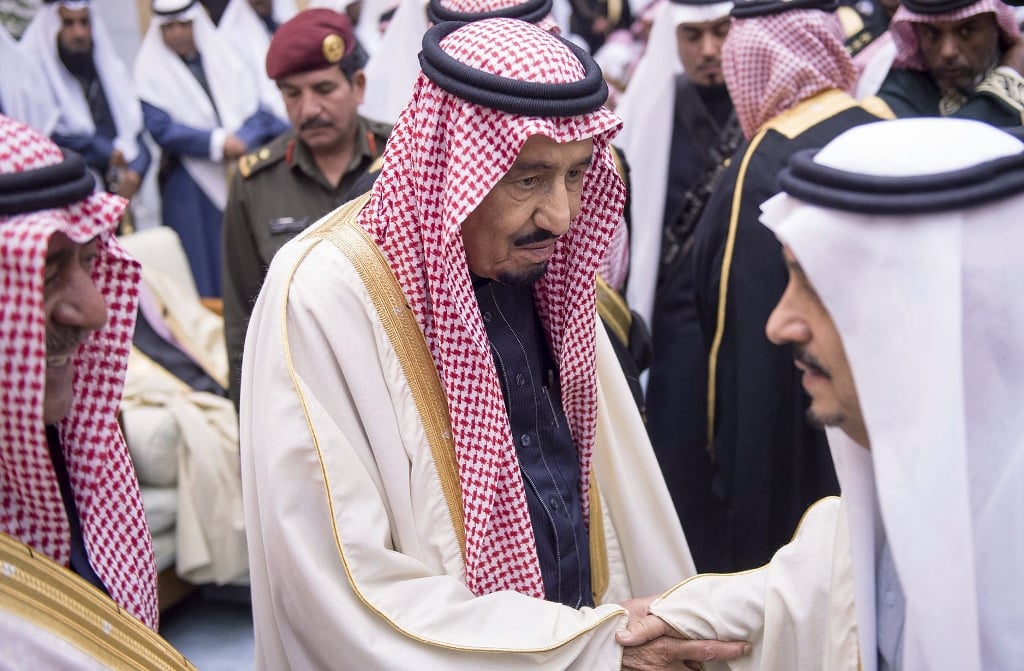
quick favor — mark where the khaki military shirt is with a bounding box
[222,117,391,407]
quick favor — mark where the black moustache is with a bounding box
[513,230,558,247]
[300,119,334,131]
[793,347,830,379]
[46,326,88,354]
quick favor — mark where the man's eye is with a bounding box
[519,176,539,188]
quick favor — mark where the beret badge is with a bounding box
[322,34,346,64]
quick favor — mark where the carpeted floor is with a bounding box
[159,586,255,670]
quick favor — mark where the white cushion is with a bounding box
[121,406,180,487]
[140,486,178,536]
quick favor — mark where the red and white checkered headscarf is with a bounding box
[723,9,857,138]
[0,116,156,629]
[434,0,562,33]
[890,0,1020,71]
[359,18,626,598]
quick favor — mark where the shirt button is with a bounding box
[549,497,559,510]
[483,311,492,323]
[885,591,896,607]
[515,373,526,387]
[520,434,531,447]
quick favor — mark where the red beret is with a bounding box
[265,8,356,80]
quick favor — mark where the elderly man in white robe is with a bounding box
[0,114,196,670]
[618,116,1024,671]
[241,18,750,670]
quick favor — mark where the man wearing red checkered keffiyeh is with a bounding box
[876,0,1024,126]
[685,0,894,575]
[239,17,750,669]
[0,115,157,629]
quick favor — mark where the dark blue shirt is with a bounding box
[474,279,593,608]
[45,425,109,595]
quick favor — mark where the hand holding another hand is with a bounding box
[617,599,750,671]
[223,135,247,161]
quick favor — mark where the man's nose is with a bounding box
[537,182,573,236]
[765,291,808,346]
[50,266,108,334]
[299,90,323,120]
[938,34,960,61]
[700,33,719,58]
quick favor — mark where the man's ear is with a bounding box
[353,70,367,100]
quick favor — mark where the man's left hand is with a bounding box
[116,169,142,200]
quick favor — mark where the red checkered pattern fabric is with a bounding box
[723,10,857,138]
[0,116,157,629]
[436,0,561,33]
[890,0,1020,71]
[358,19,626,598]
[597,203,629,291]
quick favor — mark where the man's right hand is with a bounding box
[223,135,247,160]
[109,148,126,169]
[618,613,751,671]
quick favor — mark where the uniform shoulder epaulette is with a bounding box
[237,139,286,179]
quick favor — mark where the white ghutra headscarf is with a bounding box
[133,0,260,210]
[761,117,1024,671]
[216,0,297,121]
[19,0,145,162]
[616,0,733,323]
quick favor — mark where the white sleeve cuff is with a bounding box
[114,137,140,164]
[209,128,226,162]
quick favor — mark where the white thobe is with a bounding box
[240,200,695,669]
[651,497,860,671]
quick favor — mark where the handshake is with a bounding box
[618,595,751,671]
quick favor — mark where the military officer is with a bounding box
[222,7,391,408]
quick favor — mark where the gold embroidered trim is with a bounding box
[606,0,622,28]
[975,67,1024,118]
[764,89,859,140]
[859,95,895,121]
[595,274,631,347]
[588,472,609,604]
[705,129,768,452]
[707,91,874,450]
[0,533,195,670]
[311,193,467,560]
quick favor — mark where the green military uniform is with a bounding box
[222,118,391,407]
